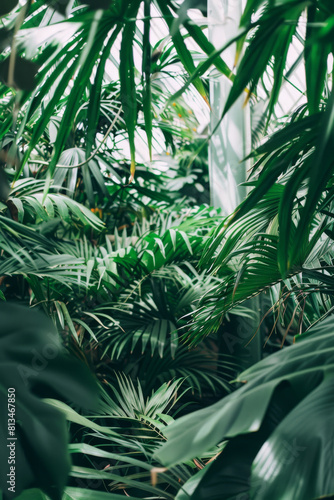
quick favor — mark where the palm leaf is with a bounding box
[155,315,334,500]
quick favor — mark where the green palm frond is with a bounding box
[7,177,104,229]
[130,345,238,396]
[46,382,192,499]
[99,375,184,420]
[187,182,334,345]
[0,0,229,184]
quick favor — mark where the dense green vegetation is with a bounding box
[1,0,334,499]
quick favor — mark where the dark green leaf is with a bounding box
[0,0,18,17]
[44,0,71,15]
[155,316,334,499]
[0,57,39,91]
[80,0,112,9]
[0,303,99,500]
[305,6,329,113]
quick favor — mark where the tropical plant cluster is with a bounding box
[1,0,334,499]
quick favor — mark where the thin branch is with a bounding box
[30,106,123,169]
[8,1,29,88]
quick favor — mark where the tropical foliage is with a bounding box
[186,0,334,345]
[0,303,99,499]
[156,316,334,500]
[1,0,334,499]
[0,1,234,499]
[154,1,334,499]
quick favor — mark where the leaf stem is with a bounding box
[30,106,123,170]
